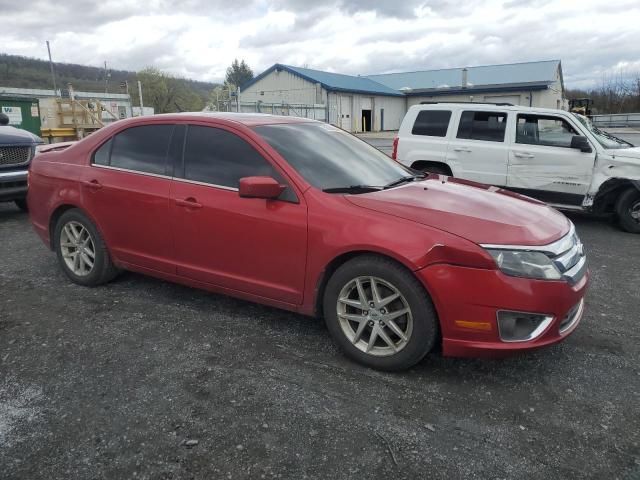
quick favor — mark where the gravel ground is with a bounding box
[1,202,639,480]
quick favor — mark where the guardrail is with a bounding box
[591,113,640,128]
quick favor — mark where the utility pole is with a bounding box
[237,86,241,112]
[46,41,58,96]
[104,61,110,93]
[137,80,144,116]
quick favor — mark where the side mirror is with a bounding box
[239,176,286,200]
[570,135,592,153]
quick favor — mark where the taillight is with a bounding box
[391,136,399,160]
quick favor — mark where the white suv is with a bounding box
[393,102,640,233]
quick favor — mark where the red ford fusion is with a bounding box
[27,113,588,371]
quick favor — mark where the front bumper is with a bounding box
[0,169,28,201]
[417,263,588,358]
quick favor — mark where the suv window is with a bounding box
[183,125,279,189]
[412,110,451,137]
[105,125,174,175]
[456,111,507,142]
[516,114,578,148]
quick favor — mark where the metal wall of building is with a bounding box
[327,92,405,132]
[406,87,563,110]
[241,69,321,105]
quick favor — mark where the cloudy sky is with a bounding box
[1,0,639,88]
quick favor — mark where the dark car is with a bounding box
[0,112,43,211]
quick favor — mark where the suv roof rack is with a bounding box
[419,101,514,106]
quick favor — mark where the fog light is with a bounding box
[496,311,554,342]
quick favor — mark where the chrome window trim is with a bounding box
[172,177,239,192]
[90,163,239,192]
[92,163,172,180]
[0,170,28,179]
[480,223,576,256]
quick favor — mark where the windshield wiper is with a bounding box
[592,126,634,147]
[384,173,426,189]
[323,185,384,194]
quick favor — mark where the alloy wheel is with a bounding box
[60,221,96,276]
[336,276,413,357]
[630,200,640,222]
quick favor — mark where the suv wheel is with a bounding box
[323,255,439,371]
[616,188,640,234]
[14,199,28,212]
[54,209,119,286]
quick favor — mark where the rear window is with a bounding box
[411,110,451,137]
[456,111,507,142]
[108,125,174,175]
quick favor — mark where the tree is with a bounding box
[135,67,205,113]
[225,59,254,90]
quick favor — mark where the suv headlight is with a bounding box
[486,249,562,280]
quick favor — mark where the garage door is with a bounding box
[484,95,522,106]
[339,96,352,131]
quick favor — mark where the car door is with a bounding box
[445,109,509,185]
[80,123,178,273]
[507,113,595,205]
[169,124,308,305]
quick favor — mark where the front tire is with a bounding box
[54,209,119,286]
[323,255,439,371]
[616,188,640,234]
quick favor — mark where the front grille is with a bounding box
[0,180,27,190]
[549,228,586,284]
[0,146,32,167]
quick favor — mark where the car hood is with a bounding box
[0,126,43,145]
[609,146,640,161]
[345,176,570,245]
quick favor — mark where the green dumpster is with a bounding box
[0,96,42,137]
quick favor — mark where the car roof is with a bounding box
[147,112,320,127]
[411,103,571,115]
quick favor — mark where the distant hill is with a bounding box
[0,53,217,105]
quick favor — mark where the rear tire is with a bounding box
[323,255,439,371]
[54,209,119,286]
[616,188,640,234]
[14,199,28,212]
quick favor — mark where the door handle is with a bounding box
[82,179,102,190]
[453,147,472,152]
[513,152,535,159]
[175,198,203,209]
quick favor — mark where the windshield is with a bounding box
[572,113,634,149]
[253,123,412,191]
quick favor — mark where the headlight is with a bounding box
[486,249,562,280]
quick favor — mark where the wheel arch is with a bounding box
[313,250,433,319]
[410,160,452,175]
[591,177,640,214]
[48,204,79,250]
[48,204,108,252]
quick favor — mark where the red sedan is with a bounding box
[27,113,588,370]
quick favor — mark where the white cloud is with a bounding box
[0,0,638,87]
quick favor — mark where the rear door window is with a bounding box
[106,124,174,175]
[456,111,507,142]
[516,115,578,148]
[412,110,452,137]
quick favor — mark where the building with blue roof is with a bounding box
[239,60,564,132]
